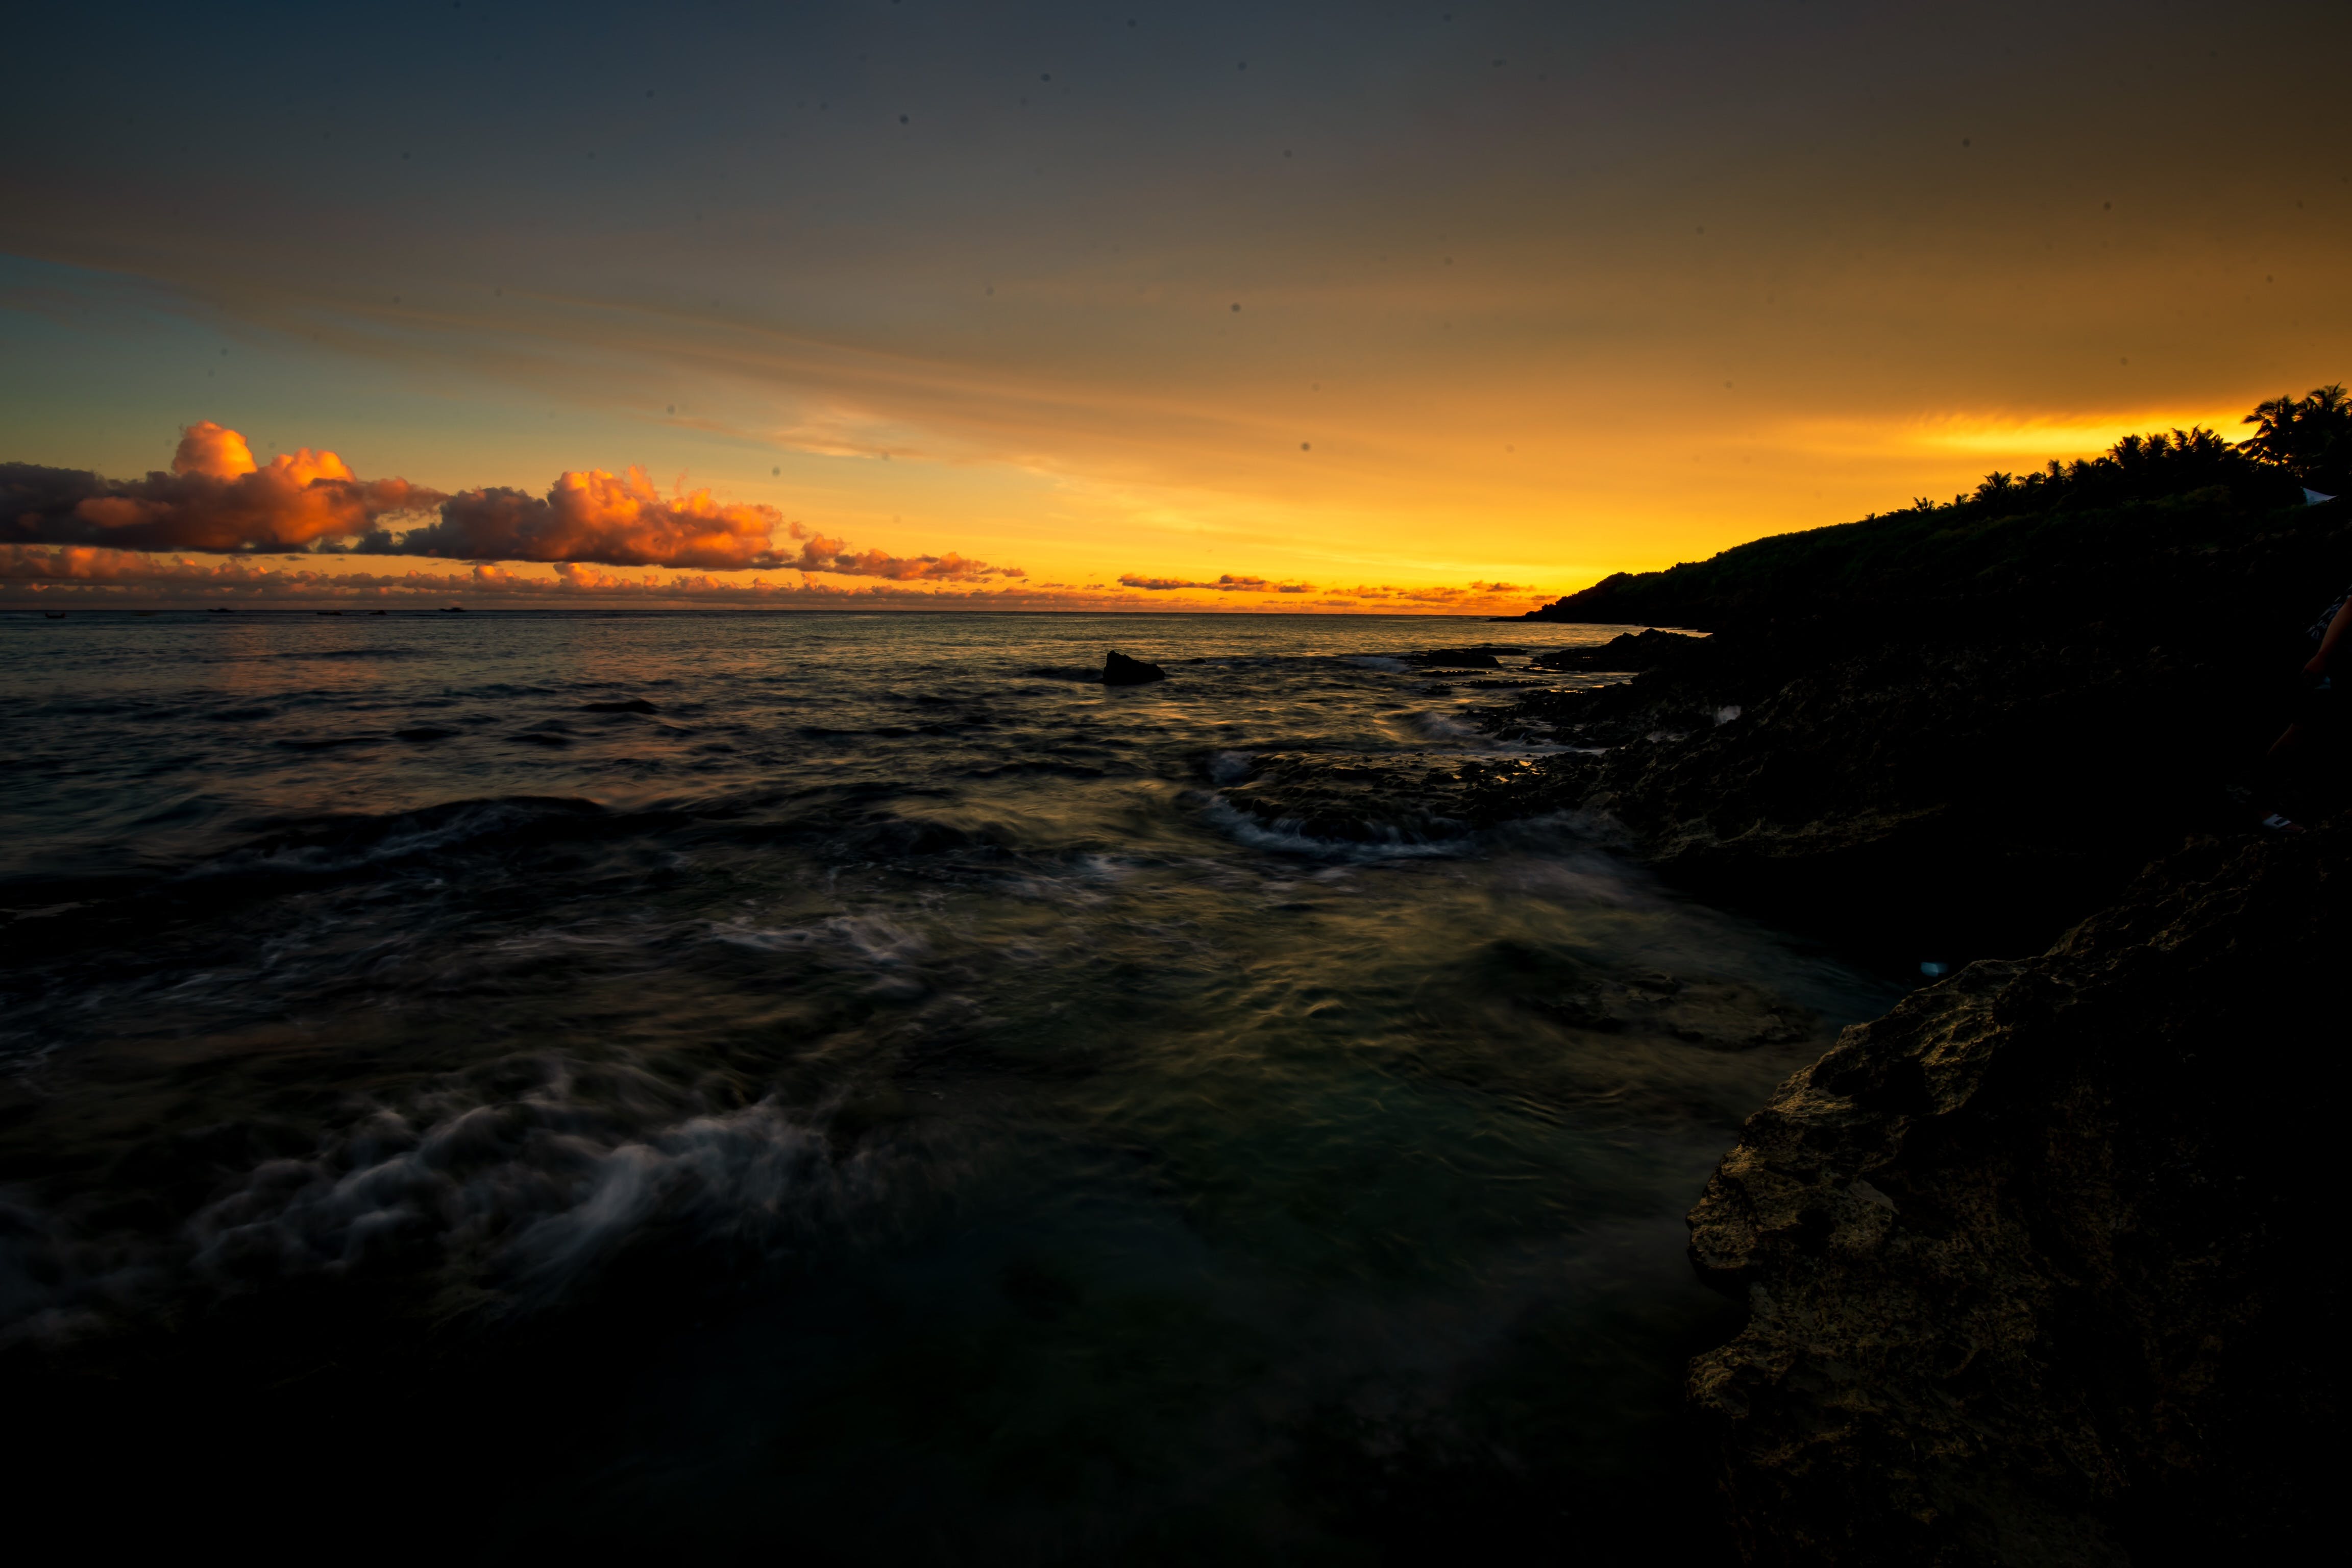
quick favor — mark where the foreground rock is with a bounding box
[1686,824,2343,1563]
[1102,650,1167,685]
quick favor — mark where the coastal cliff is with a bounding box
[1685,824,2341,1563]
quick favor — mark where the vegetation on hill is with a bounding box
[1524,384,2352,628]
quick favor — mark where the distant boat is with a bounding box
[207,607,235,614]
[369,609,388,615]
[43,611,65,619]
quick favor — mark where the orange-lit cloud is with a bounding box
[7,424,1025,579]
[384,465,784,570]
[3,427,1553,610]
[3,421,438,553]
[0,543,1025,605]
[1117,572,1310,593]
[0,543,1543,614]
[782,522,1019,581]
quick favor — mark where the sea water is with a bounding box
[0,610,1899,1561]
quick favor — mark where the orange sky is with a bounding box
[4,3,2347,608]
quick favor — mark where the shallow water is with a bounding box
[0,610,1899,1561]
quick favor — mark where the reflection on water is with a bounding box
[0,610,1898,1561]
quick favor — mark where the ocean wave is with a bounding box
[1205,750,1254,785]
[1,1056,928,1345]
[1411,710,1485,742]
[190,795,627,881]
[1197,795,1470,862]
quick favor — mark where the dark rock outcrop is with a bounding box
[1529,628,1705,672]
[1468,498,2352,959]
[1685,825,2342,1563]
[1102,650,1167,685]
[1408,646,1523,668]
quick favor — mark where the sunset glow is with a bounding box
[5,3,2346,607]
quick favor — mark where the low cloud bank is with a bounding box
[5,425,1542,611]
[783,523,1018,581]
[5,423,1021,579]
[376,467,783,571]
[1119,573,1314,593]
[1,545,1542,612]
[1317,580,1532,604]
[3,423,437,552]
[0,545,1042,606]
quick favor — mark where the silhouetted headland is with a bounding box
[1379,386,2349,1559]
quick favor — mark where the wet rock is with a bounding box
[1532,974,1818,1050]
[1217,751,1575,846]
[1408,646,1515,668]
[1686,825,2345,1563]
[1102,650,1167,685]
[1529,628,1704,673]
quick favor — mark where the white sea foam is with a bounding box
[0,1057,941,1347]
[1206,750,1254,785]
[1198,797,1468,862]
[1411,710,1484,742]
[185,1091,884,1297]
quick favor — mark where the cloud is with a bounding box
[1313,580,1543,606]
[380,466,785,571]
[3,422,439,552]
[780,521,1019,581]
[389,477,1021,577]
[1116,572,1313,593]
[0,544,1542,613]
[0,544,1033,605]
[7,423,1020,578]
[2,429,1538,611]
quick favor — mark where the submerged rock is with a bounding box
[1686,825,2344,1563]
[1408,646,1518,668]
[1102,650,1167,685]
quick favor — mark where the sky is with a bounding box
[4,0,2348,609]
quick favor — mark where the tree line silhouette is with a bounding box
[1522,382,2350,628]
[1924,383,2348,522]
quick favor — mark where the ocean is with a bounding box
[0,609,1900,1561]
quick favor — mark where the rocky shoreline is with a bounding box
[1236,478,2347,1559]
[1556,496,2347,1560]
[1687,823,2340,1563]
